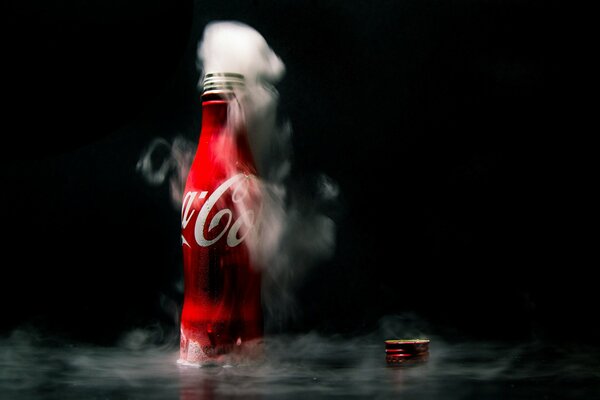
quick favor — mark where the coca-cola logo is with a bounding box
[181,173,256,248]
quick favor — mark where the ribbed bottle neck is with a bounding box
[201,72,245,98]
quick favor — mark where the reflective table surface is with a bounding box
[2,330,598,399]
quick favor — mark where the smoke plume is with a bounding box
[138,21,338,330]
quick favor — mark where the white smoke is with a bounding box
[3,317,599,398]
[198,21,288,180]
[137,136,195,208]
[198,22,285,84]
[138,21,338,330]
[197,22,337,328]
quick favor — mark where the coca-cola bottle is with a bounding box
[179,73,263,364]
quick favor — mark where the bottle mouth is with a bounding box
[202,72,245,96]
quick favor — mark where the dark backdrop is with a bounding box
[2,1,591,344]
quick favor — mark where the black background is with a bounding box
[2,1,592,344]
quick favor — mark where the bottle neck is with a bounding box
[200,97,230,132]
[200,72,244,131]
[197,93,257,175]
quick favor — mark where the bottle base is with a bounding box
[179,332,265,367]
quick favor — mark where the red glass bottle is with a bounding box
[179,73,263,364]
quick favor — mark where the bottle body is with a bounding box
[179,97,262,364]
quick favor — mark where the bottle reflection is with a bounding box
[178,356,264,400]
